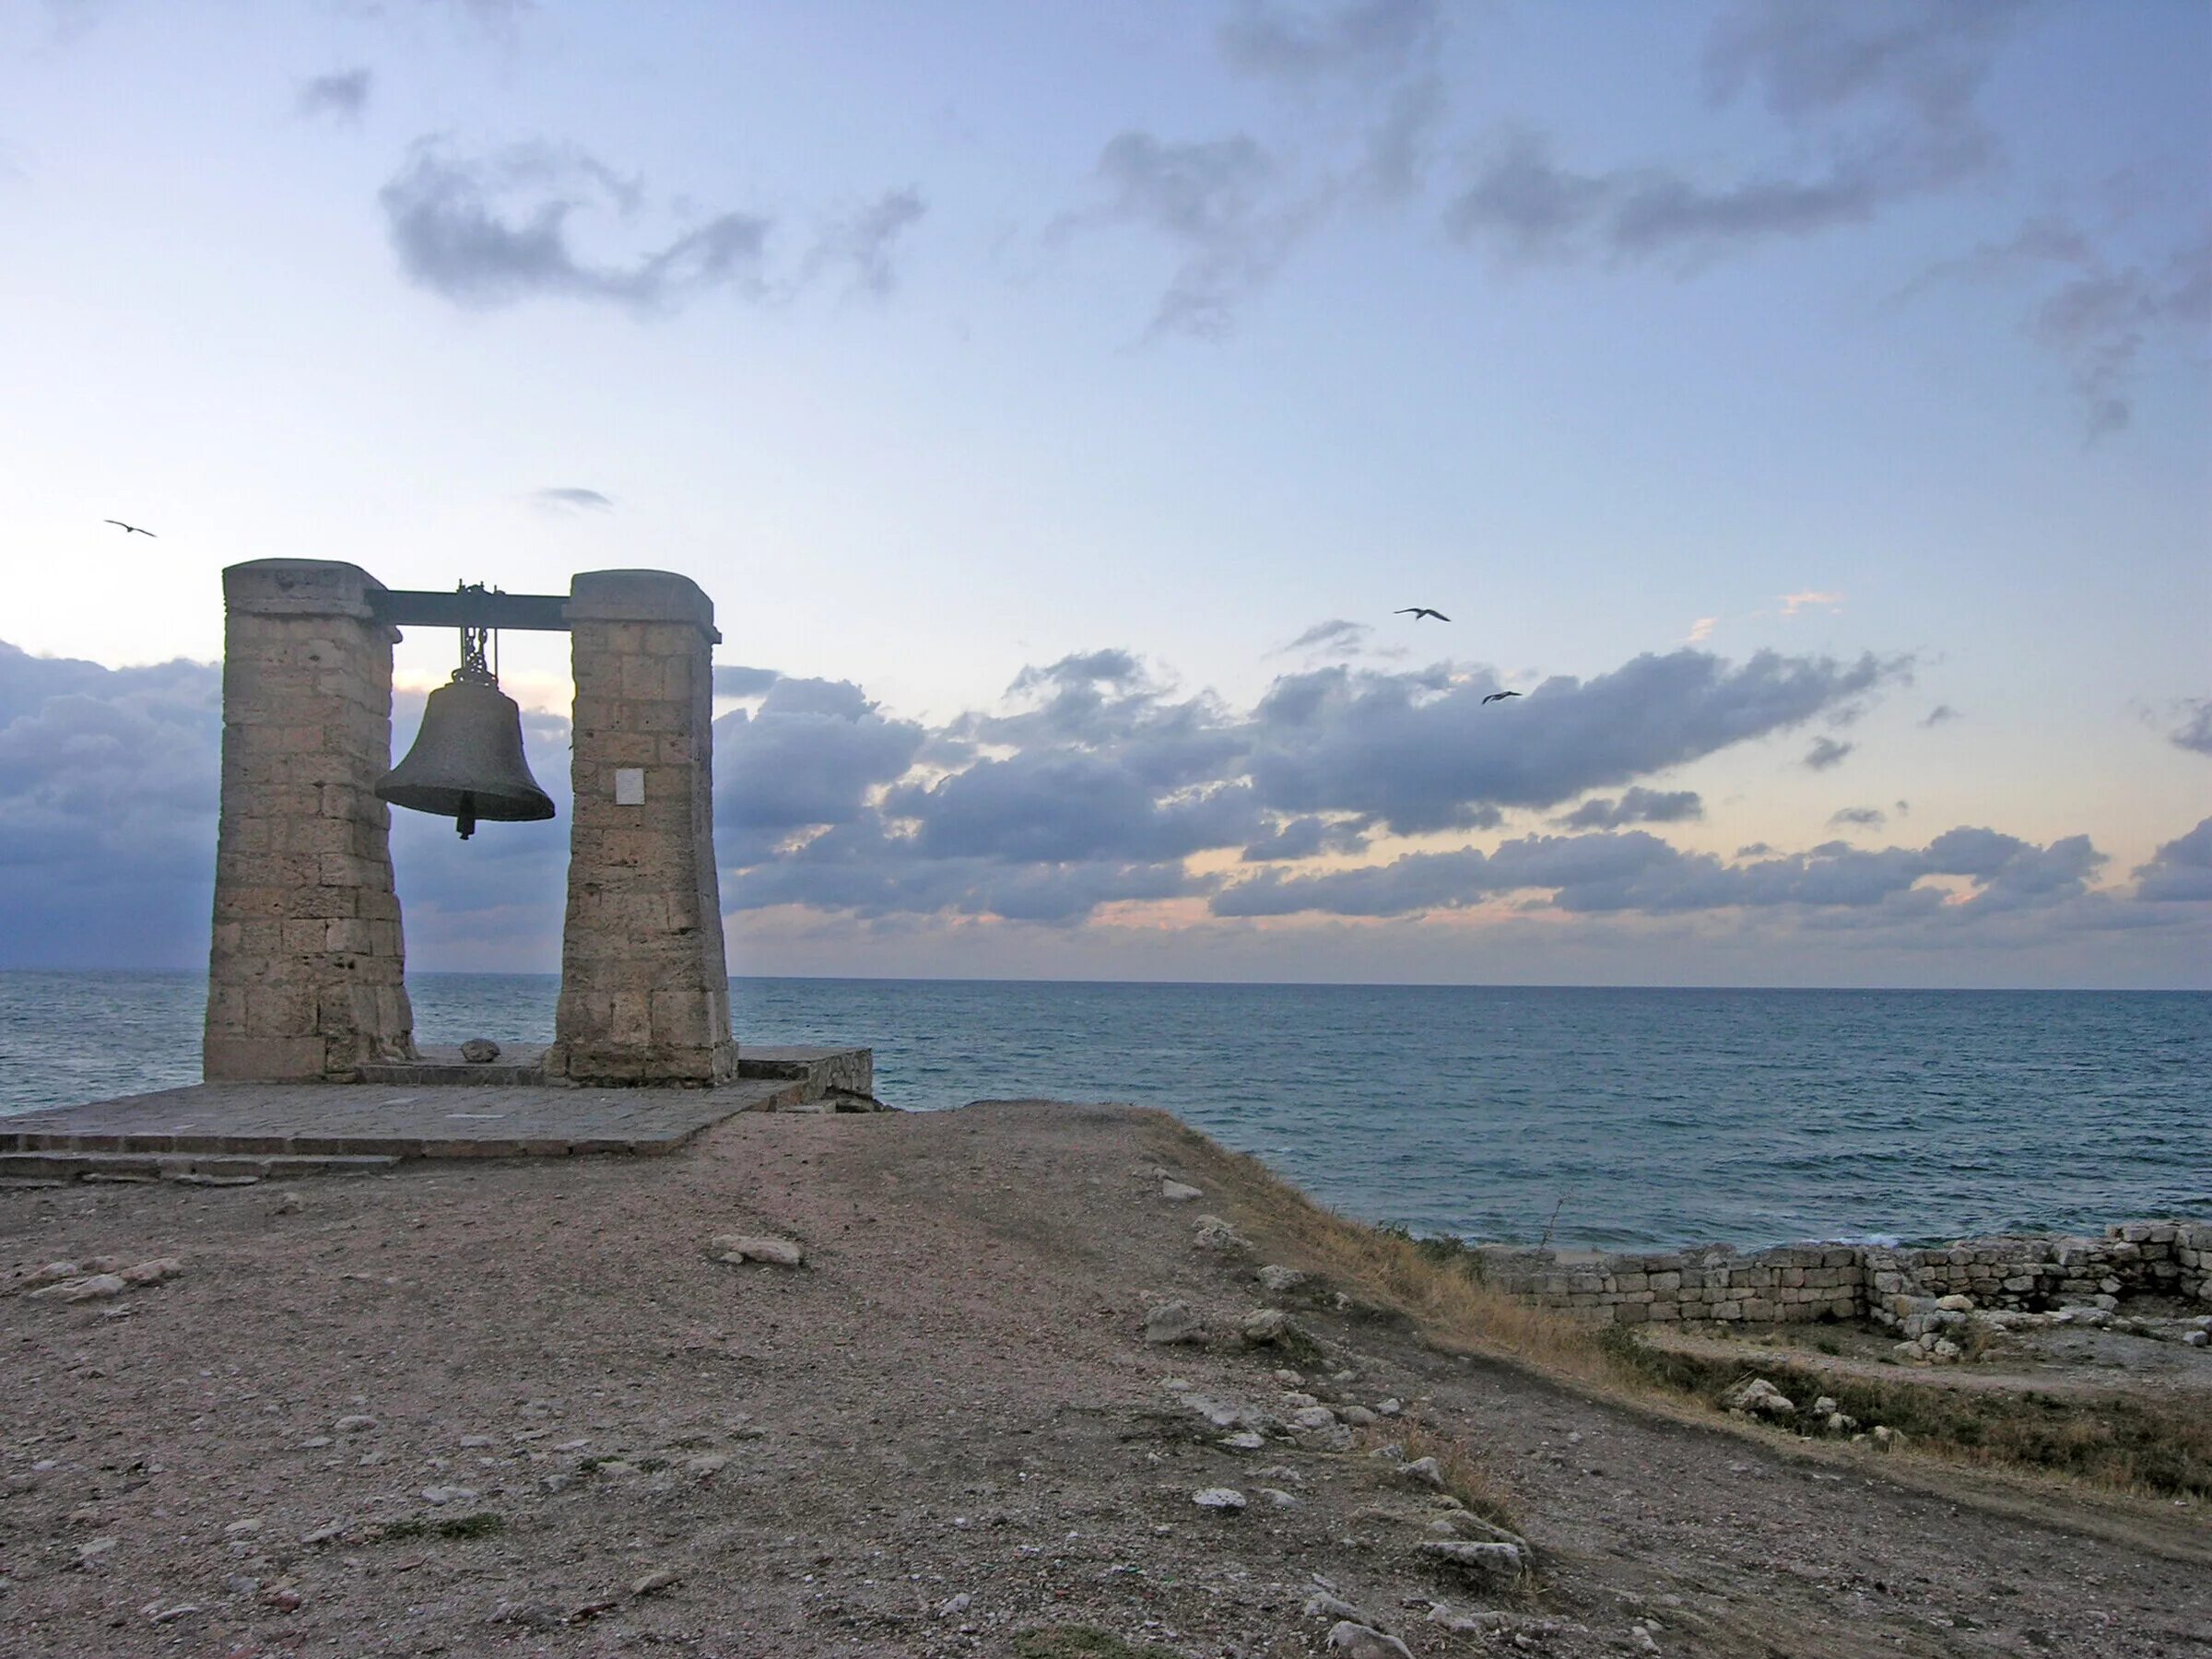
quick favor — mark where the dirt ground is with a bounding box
[2,1100,2206,1658]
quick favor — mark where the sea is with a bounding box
[0,971,2205,1253]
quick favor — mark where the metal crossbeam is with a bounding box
[371,589,572,632]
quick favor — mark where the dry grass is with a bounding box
[1358,1415,1523,1534]
[1144,1112,2212,1503]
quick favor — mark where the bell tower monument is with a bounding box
[202,559,735,1086]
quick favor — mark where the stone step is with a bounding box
[0,1150,401,1182]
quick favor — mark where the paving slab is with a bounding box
[0,1076,816,1161]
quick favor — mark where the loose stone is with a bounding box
[1144,1302,1204,1345]
[1194,1215,1248,1250]
[1159,1179,1204,1202]
[1419,1539,1525,1577]
[1400,1455,1446,1488]
[1720,1377,1795,1418]
[1325,1621,1415,1657]
[630,1569,681,1595]
[1192,1488,1247,1511]
[1257,1265,1308,1293]
[335,1416,377,1434]
[708,1234,805,1267]
[1240,1308,1290,1345]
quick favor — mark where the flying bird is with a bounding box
[1482,690,1522,704]
[1394,606,1449,621]
[104,520,157,537]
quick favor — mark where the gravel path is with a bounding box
[2,1100,2205,1657]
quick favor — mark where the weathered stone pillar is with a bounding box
[547,570,735,1085]
[204,560,414,1080]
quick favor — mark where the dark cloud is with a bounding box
[711,665,782,699]
[0,644,221,967]
[2135,818,2212,903]
[1446,0,2019,269]
[1556,787,1703,830]
[1248,649,1904,834]
[801,187,928,298]
[12,631,2138,956]
[1803,735,1854,771]
[1213,821,2103,922]
[712,677,924,850]
[2169,698,2212,758]
[1218,0,1440,83]
[1921,703,1960,727]
[298,68,371,124]
[1830,806,1886,830]
[724,811,1206,925]
[1239,815,1373,863]
[532,486,612,512]
[380,141,771,312]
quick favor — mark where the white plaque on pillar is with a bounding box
[614,768,645,806]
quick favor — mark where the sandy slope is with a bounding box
[1,1100,2205,1657]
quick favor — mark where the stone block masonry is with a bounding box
[545,570,737,1087]
[1479,1218,2211,1327]
[205,561,415,1080]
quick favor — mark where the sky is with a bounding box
[0,0,2206,987]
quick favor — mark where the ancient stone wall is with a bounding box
[1479,1218,2210,1328]
[204,560,414,1080]
[545,570,736,1087]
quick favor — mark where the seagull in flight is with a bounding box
[1394,606,1449,622]
[104,520,157,537]
[1482,689,1522,704]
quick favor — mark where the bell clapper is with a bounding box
[457,791,477,841]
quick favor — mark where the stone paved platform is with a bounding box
[0,1045,876,1163]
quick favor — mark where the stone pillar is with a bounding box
[547,570,735,1085]
[204,560,414,1080]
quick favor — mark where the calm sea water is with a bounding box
[1,971,2205,1252]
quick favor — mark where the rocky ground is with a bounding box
[2,1100,2206,1657]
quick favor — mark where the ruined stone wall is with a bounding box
[1480,1218,2210,1328]
[204,561,413,1081]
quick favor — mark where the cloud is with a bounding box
[1830,806,1886,830]
[0,643,222,966]
[1445,1,2019,270]
[1802,735,1853,771]
[2135,818,2212,903]
[1555,788,1704,830]
[1279,618,1371,654]
[1218,0,1440,83]
[2169,698,2212,758]
[711,665,782,699]
[379,141,772,312]
[713,676,925,855]
[1248,647,1905,833]
[1212,818,2104,921]
[1780,590,1844,618]
[1921,703,1960,727]
[1906,216,2212,439]
[297,68,371,124]
[1239,814,1374,863]
[801,187,928,298]
[1686,617,1718,644]
[1059,130,1321,339]
[532,486,612,512]
[0,631,2187,971]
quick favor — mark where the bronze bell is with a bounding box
[376,665,555,841]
